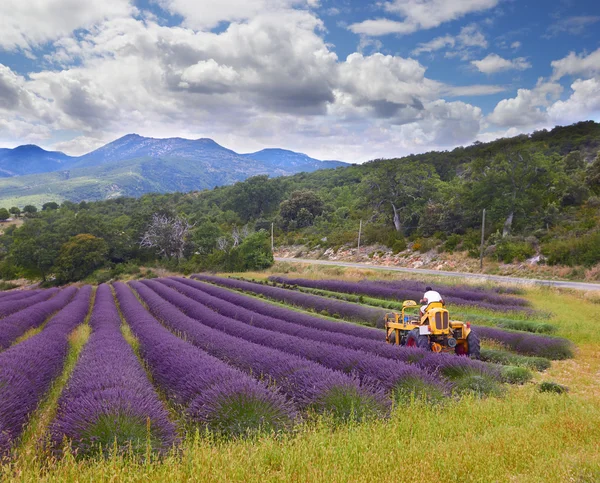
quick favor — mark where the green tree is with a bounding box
[22,205,38,216]
[0,208,9,221]
[10,219,60,281]
[9,207,20,218]
[586,152,600,195]
[362,159,441,234]
[54,234,109,283]
[42,202,59,211]
[469,150,560,236]
[279,190,324,229]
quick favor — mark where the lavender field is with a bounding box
[0,275,576,462]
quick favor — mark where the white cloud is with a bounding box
[471,53,531,74]
[349,0,499,36]
[510,41,521,50]
[547,78,600,125]
[443,84,506,96]
[157,0,317,30]
[0,9,488,161]
[0,0,135,51]
[412,36,455,56]
[412,24,486,57]
[488,81,563,127]
[546,15,600,37]
[551,48,600,80]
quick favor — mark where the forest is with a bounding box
[0,121,599,284]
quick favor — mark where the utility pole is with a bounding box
[357,220,362,257]
[479,208,486,270]
[271,222,274,252]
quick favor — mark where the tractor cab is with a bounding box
[384,300,480,358]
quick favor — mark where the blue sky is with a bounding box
[0,0,599,162]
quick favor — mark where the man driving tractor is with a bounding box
[420,286,444,317]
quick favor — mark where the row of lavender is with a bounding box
[158,278,499,387]
[0,287,91,457]
[50,285,177,456]
[193,275,574,360]
[268,277,531,313]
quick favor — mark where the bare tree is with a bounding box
[216,236,230,251]
[140,214,194,260]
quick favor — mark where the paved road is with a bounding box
[274,257,600,292]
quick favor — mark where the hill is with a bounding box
[0,135,347,206]
[0,145,74,177]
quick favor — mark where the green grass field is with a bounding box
[1,265,599,482]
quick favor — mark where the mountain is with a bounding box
[0,145,75,177]
[0,135,347,206]
[242,148,347,173]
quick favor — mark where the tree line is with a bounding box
[1,121,599,284]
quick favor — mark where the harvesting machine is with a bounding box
[385,301,480,358]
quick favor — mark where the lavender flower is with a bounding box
[0,288,59,319]
[0,287,78,350]
[0,286,91,457]
[128,281,388,421]
[50,285,177,457]
[146,278,446,400]
[473,326,574,360]
[112,282,297,436]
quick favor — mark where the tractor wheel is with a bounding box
[466,331,481,359]
[405,328,429,350]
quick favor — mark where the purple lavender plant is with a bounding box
[176,277,383,341]
[192,274,388,327]
[0,290,41,304]
[473,326,574,360]
[49,285,177,457]
[185,276,501,390]
[0,287,78,350]
[0,286,91,458]
[0,288,59,319]
[147,279,447,401]
[112,282,297,436]
[269,276,531,312]
[127,281,388,421]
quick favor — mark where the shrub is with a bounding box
[391,238,407,253]
[442,234,462,253]
[500,366,533,384]
[494,238,536,263]
[542,231,600,267]
[538,381,568,394]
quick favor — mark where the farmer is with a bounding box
[420,286,444,317]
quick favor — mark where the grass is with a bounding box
[1,267,600,481]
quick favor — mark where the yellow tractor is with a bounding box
[385,300,480,358]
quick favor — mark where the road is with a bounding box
[274,257,600,292]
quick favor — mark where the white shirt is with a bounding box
[423,290,443,303]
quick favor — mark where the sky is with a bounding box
[0,0,599,162]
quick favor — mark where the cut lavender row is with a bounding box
[129,281,388,421]
[0,288,59,319]
[176,277,382,341]
[0,286,91,457]
[112,282,296,437]
[269,277,531,312]
[192,274,388,328]
[50,285,177,457]
[184,277,500,385]
[0,287,78,350]
[146,279,446,400]
[473,326,574,360]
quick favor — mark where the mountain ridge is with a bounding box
[0,134,347,207]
